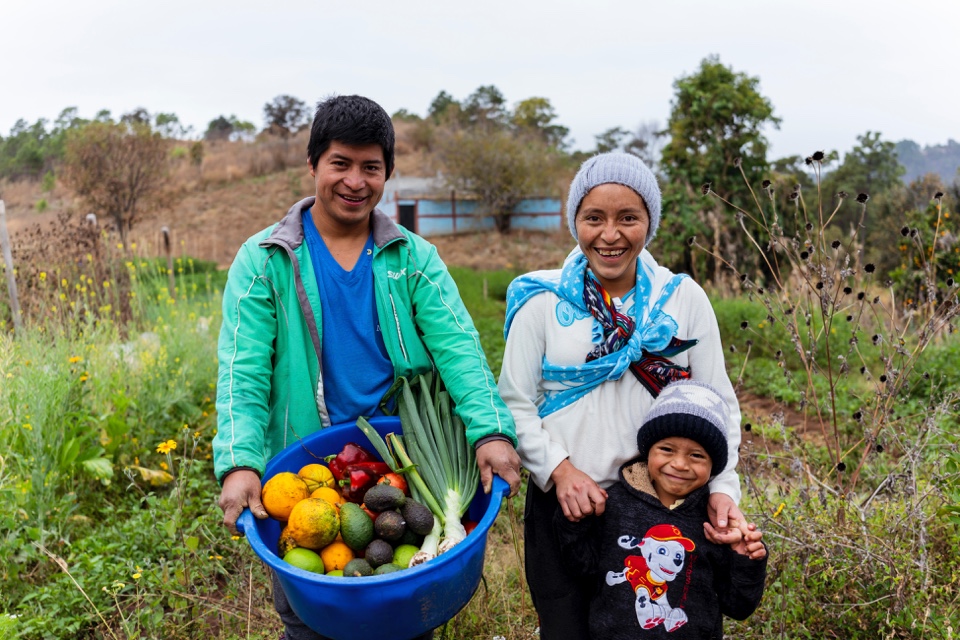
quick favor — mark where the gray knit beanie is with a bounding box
[566,151,661,246]
[636,380,730,477]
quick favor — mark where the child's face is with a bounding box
[647,437,712,507]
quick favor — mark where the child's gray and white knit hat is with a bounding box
[637,380,730,477]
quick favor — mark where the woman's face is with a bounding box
[575,183,649,298]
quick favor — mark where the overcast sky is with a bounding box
[2,0,956,162]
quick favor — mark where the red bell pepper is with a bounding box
[339,461,391,503]
[324,442,379,482]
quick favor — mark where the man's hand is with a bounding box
[551,459,608,522]
[476,440,523,498]
[218,469,267,536]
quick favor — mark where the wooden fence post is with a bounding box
[0,200,24,335]
[162,226,176,299]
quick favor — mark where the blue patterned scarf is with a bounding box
[504,250,697,417]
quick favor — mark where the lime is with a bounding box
[283,547,325,574]
[393,543,419,568]
[326,569,344,577]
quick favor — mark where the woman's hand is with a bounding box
[705,492,748,544]
[551,459,608,522]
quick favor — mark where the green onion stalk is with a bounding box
[394,374,480,561]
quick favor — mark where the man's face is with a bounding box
[309,141,387,234]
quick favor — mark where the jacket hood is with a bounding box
[261,196,406,250]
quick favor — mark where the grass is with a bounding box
[2,204,960,637]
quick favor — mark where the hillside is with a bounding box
[0,123,575,273]
[896,138,960,183]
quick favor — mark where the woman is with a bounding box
[497,152,744,639]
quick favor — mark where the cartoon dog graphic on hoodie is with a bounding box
[606,524,696,632]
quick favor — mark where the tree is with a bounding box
[204,115,256,142]
[154,112,192,139]
[462,85,508,128]
[594,126,630,154]
[63,121,170,248]
[512,97,569,148]
[624,120,665,171]
[659,55,780,281]
[823,131,904,198]
[427,90,459,123]
[120,107,151,126]
[263,95,310,138]
[437,126,563,233]
[661,55,780,205]
[429,86,572,232]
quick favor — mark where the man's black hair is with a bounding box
[307,95,395,177]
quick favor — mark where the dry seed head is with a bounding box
[701,183,712,195]
[812,150,825,161]
[856,193,869,203]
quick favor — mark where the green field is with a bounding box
[1,253,959,639]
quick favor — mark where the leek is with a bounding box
[395,373,479,554]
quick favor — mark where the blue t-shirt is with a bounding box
[302,210,394,425]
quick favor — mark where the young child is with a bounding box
[554,380,767,639]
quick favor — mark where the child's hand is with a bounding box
[730,522,766,560]
[703,520,742,545]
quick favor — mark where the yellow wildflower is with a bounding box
[39,272,47,281]
[773,502,786,518]
[156,439,177,454]
[159,461,169,470]
[132,572,141,580]
[69,356,83,364]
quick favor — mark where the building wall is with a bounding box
[377,192,562,237]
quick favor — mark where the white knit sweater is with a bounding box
[498,251,742,501]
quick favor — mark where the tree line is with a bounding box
[2,57,957,282]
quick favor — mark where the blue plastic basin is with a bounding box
[237,416,508,640]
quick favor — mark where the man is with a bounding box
[213,95,522,640]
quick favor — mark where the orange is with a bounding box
[319,541,355,573]
[298,463,336,493]
[310,486,343,509]
[285,497,340,550]
[278,530,299,557]
[261,472,310,522]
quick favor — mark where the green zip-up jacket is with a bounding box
[213,197,517,483]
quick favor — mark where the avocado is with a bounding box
[339,502,375,552]
[363,484,406,512]
[401,499,435,536]
[397,527,424,548]
[342,558,374,577]
[374,509,407,542]
[364,539,395,568]
[373,562,403,575]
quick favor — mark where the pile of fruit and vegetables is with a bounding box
[259,374,481,578]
